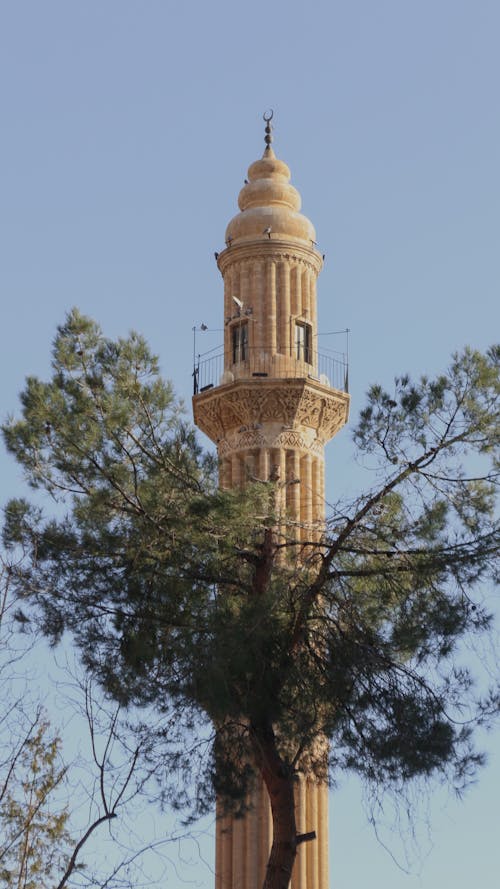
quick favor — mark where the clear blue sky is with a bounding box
[0,1,498,886]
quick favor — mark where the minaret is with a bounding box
[193,114,349,889]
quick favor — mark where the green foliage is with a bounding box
[2,312,499,829]
[0,715,73,888]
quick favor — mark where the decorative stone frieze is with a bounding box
[217,240,322,276]
[193,378,349,447]
[217,431,266,455]
[216,426,326,457]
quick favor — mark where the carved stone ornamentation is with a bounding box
[217,427,325,457]
[217,240,322,277]
[274,429,323,455]
[194,378,349,446]
[218,430,266,455]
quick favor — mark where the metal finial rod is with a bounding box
[263,109,274,149]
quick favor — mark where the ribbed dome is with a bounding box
[225,145,316,245]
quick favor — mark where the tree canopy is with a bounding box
[2,310,499,889]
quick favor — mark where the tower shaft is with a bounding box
[193,125,349,888]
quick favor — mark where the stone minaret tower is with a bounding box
[193,115,349,889]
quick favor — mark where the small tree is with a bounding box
[0,555,190,889]
[0,557,74,888]
[0,713,73,889]
[3,310,499,889]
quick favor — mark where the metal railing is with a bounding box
[193,347,348,395]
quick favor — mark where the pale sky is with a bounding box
[1,2,499,886]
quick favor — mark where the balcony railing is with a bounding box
[193,347,348,395]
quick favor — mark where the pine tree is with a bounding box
[3,310,499,888]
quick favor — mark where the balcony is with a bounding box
[193,346,348,395]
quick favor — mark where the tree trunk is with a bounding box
[250,723,298,889]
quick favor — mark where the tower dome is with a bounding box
[225,118,316,246]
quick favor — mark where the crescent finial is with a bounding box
[263,109,274,151]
